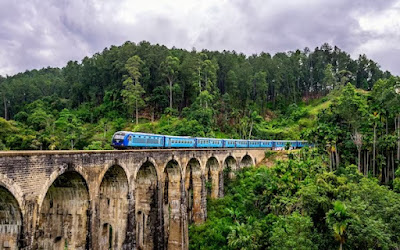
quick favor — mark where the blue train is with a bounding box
[111,131,310,149]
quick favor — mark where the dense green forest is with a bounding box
[0,41,391,151]
[1,40,400,248]
[188,76,400,249]
[190,149,400,249]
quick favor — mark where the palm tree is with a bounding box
[326,201,352,250]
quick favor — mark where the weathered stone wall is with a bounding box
[0,186,22,250]
[0,148,266,249]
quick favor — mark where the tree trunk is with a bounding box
[373,124,376,176]
[358,149,361,172]
[397,115,400,161]
[366,151,369,177]
[392,151,395,180]
[135,99,139,125]
[248,121,253,140]
[386,115,388,135]
[198,68,201,93]
[3,92,7,120]
[169,79,173,110]
[386,153,389,184]
[335,143,340,168]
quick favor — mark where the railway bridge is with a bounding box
[0,148,266,249]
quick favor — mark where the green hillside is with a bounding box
[0,41,391,150]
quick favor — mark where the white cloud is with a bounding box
[0,0,399,76]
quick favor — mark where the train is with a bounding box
[111,131,311,149]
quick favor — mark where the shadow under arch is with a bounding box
[0,186,23,249]
[35,170,90,250]
[240,154,254,168]
[205,156,220,199]
[0,173,24,210]
[135,160,160,250]
[221,155,238,197]
[163,159,184,249]
[185,158,204,224]
[98,165,129,250]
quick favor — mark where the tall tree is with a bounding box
[122,55,146,124]
[162,56,180,110]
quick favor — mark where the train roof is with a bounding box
[164,135,194,138]
[124,132,164,136]
[196,137,222,140]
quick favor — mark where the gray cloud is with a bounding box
[0,0,399,76]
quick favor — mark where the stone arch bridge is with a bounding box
[0,148,266,249]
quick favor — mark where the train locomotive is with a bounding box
[111,131,310,149]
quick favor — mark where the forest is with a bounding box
[190,149,400,249]
[0,41,391,150]
[1,40,400,248]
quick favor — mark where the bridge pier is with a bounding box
[0,148,265,249]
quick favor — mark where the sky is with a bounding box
[0,0,399,76]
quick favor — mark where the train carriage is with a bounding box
[164,135,196,148]
[223,139,236,148]
[235,139,249,148]
[196,138,223,148]
[297,141,309,148]
[260,140,274,148]
[274,141,286,148]
[248,140,261,148]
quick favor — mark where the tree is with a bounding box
[351,131,363,171]
[270,213,316,250]
[54,109,84,149]
[326,201,352,250]
[323,64,336,91]
[162,56,180,110]
[122,55,146,124]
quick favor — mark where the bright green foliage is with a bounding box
[306,78,400,183]
[270,212,316,250]
[326,201,353,249]
[55,109,85,149]
[190,150,400,249]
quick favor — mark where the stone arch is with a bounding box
[0,186,23,249]
[224,155,237,178]
[37,165,89,211]
[163,159,183,249]
[240,154,254,168]
[185,158,204,224]
[162,156,183,176]
[35,171,90,249]
[135,157,159,183]
[99,163,131,191]
[98,165,129,250]
[220,155,238,197]
[205,156,220,199]
[136,161,160,250]
[0,174,24,210]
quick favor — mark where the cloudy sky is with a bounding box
[1,0,399,76]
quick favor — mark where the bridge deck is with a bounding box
[0,148,268,156]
